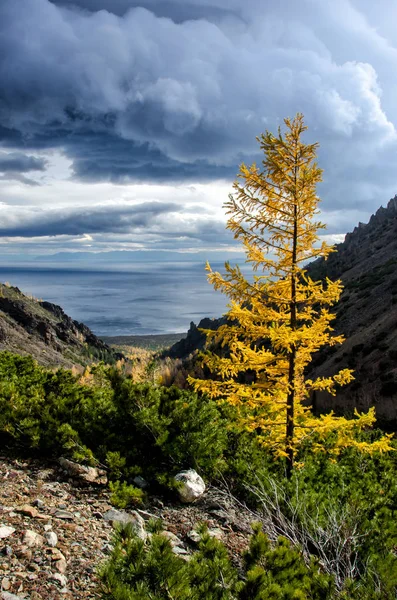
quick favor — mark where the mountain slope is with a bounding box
[0,283,121,368]
[306,196,397,425]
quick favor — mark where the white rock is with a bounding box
[174,469,206,503]
[103,509,147,540]
[0,526,15,539]
[45,531,58,547]
[22,529,44,548]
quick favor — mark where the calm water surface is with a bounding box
[0,263,229,336]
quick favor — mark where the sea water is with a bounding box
[0,262,229,336]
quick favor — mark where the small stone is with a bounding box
[49,573,67,587]
[1,579,11,591]
[133,475,148,489]
[54,509,74,520]
[16,505,38,518]
[54,558,67,574]
[103,509,147,540]
[32,499,45,510]
[0,527,15,540]
[22,529,44,548]
[30,593,43,600]
[44,531,58,547]
[2,546,12,557]
[43,524,52,532]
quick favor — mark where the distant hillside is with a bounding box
[0,283,122,368]
[168,195,397,425]
[102,333,186,352]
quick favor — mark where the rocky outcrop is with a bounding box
[167,317,225,359]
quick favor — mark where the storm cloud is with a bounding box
[1,0,397,255]
[0,152,47,173]
[0,201,182,237]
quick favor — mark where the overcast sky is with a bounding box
[1,0,397,258]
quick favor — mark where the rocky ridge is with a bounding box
[0,284,122,369]
[306,195,397,423]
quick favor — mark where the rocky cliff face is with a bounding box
[306,195,397,426]
[0,284,122,368]
[169,196,397,426]
[166,318,225,359]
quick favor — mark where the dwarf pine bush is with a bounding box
[99,524,334,600]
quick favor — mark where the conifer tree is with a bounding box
[190,114,392,475]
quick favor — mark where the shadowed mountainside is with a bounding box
[0,283,122,368]
[306,195,397,424]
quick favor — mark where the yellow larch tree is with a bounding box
[190,113,392,476]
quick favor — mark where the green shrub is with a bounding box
[109,481,145,508]
[99,524,334,600]
[0,351,229,484]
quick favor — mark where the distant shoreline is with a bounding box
[101,332,186,350]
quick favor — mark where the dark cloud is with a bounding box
[0,152,47,173]
[0,173,41,186]
[0,0,397,245]
[0,201,181,237]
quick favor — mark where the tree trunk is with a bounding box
[286,153,298,479]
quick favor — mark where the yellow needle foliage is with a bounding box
[190,114,393,474]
